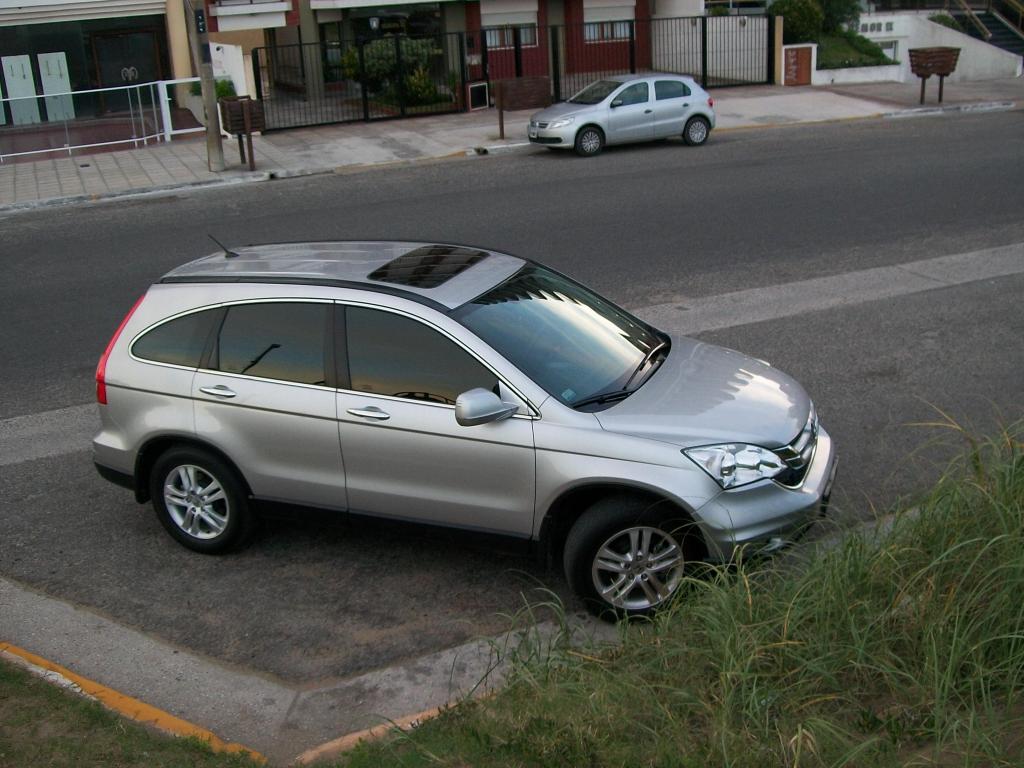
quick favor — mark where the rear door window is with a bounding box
[213,302,328,385]
[344,306,497,405]
[655,80,690,100]
[132,309,218,368]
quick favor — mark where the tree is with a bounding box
[769,0,824,45]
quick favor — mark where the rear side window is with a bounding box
[132,309,218,368]
[655,80,690,100]
[345,307,497,405]
[214,303,328,385]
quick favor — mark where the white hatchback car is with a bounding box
[528,73,715,156]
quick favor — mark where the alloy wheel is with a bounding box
[591,525,685,611]
[163,464,230,540]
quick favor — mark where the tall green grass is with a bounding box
[337,425,1024,768]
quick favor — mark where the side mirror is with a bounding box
[455,388,518,427]
[610,98,623,108]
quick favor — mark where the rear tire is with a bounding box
[150,447,253,554]
[563,495,704,620]
[683,116,711,146]
[574,126,604,157]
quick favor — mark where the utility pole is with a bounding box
[184,0,225,171]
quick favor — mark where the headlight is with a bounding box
[683,444,785,489]
[548,117,574,129]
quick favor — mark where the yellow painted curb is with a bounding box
[292,705,444,765]
[0,642,266,763]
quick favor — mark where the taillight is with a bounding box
[96,294,145,405]
[708,97,714,108]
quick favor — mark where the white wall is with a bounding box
[652,0,703,17]
[211,42,249,96]
[858,12,1022,82]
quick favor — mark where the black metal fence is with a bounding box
[253,33,466,130]
[254,15,773,131]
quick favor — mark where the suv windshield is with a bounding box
[568,80,620,105]
[452,265,666,408]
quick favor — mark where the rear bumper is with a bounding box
[693,426,838,562]
[94,461,135,492]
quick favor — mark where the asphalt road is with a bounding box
[1,111,1022,683]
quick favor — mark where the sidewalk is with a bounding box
[0,77,1019,211]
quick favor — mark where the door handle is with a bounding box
[199,385,236,398]
[683,103,690,107]
[347,406,390,421]
[644,108,653,113]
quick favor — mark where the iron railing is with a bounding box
[0,79,204,163]
[253,33,466,130]
[252,15,773,131]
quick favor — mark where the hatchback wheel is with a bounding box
[683,116,711,146]
[150,447,252,553]
[563,496,703,619]
[574,126,604,157]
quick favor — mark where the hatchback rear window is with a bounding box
[131,309,218,368]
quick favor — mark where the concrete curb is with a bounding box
[883,100,1016,119]
[0,172,269,214]
[0,643,267,763]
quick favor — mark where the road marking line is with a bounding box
[0,642,266,763]
[0,403,96,467]
[634,242,1024,336]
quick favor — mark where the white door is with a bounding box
[1,55,41,125]
[37,52,75,122]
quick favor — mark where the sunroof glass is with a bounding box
[367,246,488,289]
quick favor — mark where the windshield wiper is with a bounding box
[572,389,634,409]
[622,339,670,391]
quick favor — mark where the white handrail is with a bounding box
[0,78,205,163]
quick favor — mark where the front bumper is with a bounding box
[528,124,576,148]
[692,425,838,562]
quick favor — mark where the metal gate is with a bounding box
[253,33,466,130]
[487,15,773,102]
[252,15,773,130]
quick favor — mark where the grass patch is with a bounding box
[817,32,895,70]
[333,424,1024,767]
[0,657,261,768]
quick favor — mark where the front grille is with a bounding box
[532,121,549,128]
[774,405,818,488]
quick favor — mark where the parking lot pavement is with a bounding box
[0,448,573,684]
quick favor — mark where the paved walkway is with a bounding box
[0,77,1020,211]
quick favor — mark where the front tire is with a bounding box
[574,126,604,157]
[150,447,253,554]
[683,116,711,146]
[563,495,704,619]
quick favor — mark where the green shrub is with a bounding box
[707,4,731,16]
[769,0,824,44]
[819,0,860,33]
[404,66,440,106]
[189,78,236,99]
[361,37,441,91]
[928,13,964,32]
[817,30,894,69]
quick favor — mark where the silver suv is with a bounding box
[93,242,836,617]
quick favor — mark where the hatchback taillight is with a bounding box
[708,97,714,108]
[96,295,145,405]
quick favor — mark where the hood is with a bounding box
[531,101,597,122]
[594,336,810,449]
